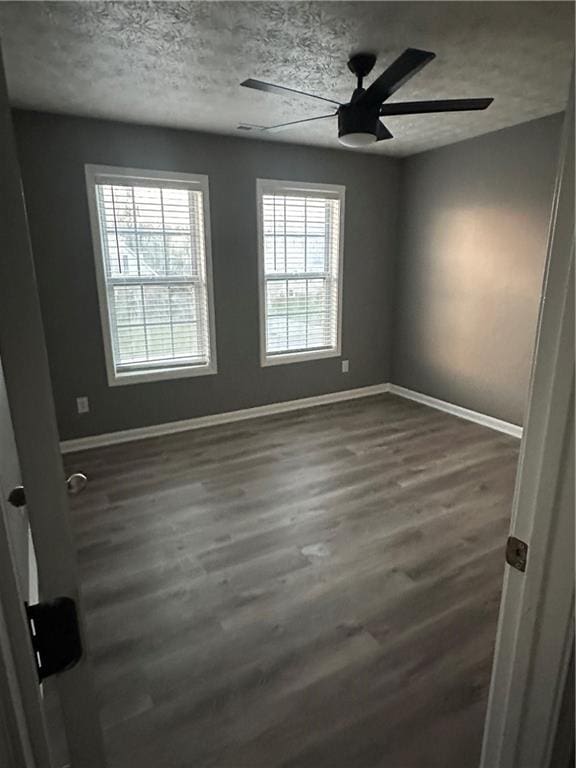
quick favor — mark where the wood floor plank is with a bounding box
[65,394,519,768]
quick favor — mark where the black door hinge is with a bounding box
[26,598,83,681]
[506,536,528,573]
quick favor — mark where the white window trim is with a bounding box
[85,164,218,386]
[256,178,345,367]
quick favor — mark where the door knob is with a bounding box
[7,485,26,508]
[66,473,88,495]
[7,474,88,507]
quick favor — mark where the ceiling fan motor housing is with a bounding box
[338,102,381,140]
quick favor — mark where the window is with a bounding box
[257,179,345,366]
[86,166,217,385]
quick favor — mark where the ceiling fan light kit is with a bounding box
[338,132,377,148]
[240,48,494,149]
[337,103,379,147]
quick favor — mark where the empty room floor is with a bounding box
[65,394,519,768]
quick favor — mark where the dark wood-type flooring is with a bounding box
[65,394,519,768]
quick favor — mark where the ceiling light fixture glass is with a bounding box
[338,132,377,148]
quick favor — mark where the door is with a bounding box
[0,41,106,768]
[480,80,574,767]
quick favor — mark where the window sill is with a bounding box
[108,362,217,386]
[261,348,340,367]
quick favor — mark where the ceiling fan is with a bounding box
[239,48,493,148]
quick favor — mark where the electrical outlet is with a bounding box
[76,396,89,415]
[341,359,349,373]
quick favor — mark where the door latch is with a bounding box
[26,598,83,681]
[506,536,528,573]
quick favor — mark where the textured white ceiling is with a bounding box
[0,1,573,156]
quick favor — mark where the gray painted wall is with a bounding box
[12,110,562,439]
[392,113,563,426]
[12,110,400,441]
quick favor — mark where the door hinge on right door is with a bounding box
[506,536,529,573]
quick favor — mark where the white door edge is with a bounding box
[480,79,574,768]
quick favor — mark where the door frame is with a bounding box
[0,487,51,768]
[480,81,575,767]
[0,596,35,768]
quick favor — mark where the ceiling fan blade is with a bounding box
[237,123,267,131]
[380,98,493,116]
[376,121,393,141]
[241,78,341,106]
[259,114,336,133]
[359,48,436,109]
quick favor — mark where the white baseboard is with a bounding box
[60,383,391,453]
[388,384,523,439]
[60,381,523,453]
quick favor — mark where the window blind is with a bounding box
[92,175,214,378]
[260,187,342,360]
